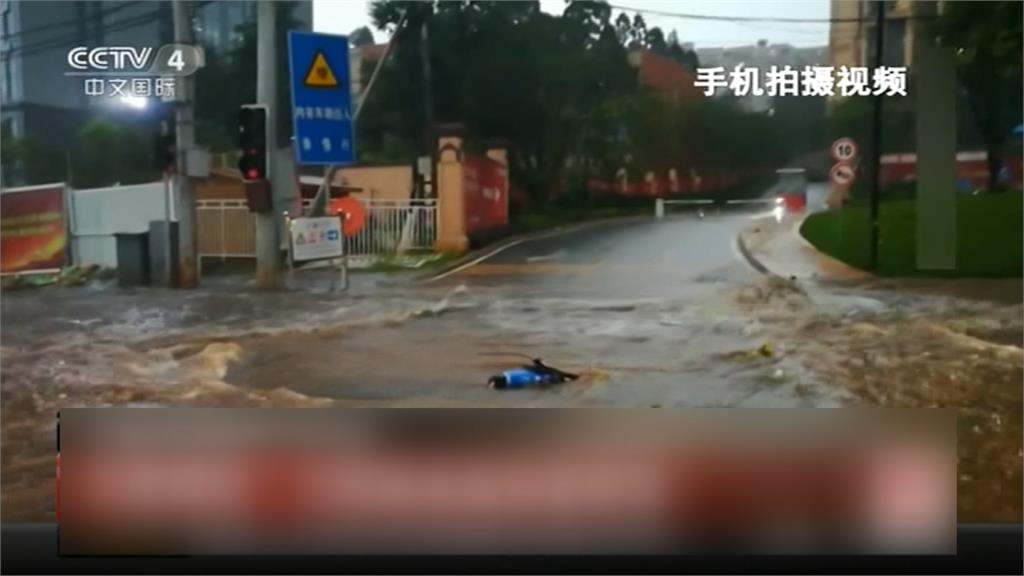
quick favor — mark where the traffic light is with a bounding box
[153,119,176,173]
[237,105,268,182]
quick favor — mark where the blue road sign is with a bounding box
[287,31,355,165]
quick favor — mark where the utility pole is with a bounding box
[420,10,433,165]
[255,1,280,288]
[172,0,198,288]
[867,0,885,271]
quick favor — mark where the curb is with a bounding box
[416,215,648,283]
[735,231,772,276]
[735,216,875,286]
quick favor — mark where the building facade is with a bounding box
[828,0,939,71]
[1,0,311,185]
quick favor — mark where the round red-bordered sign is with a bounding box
[328,196,366,237]
[829,163,857,187]
[831,137,858,163]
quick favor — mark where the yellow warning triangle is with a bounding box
[303,50,339,88]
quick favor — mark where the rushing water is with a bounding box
[2,265,1021,521]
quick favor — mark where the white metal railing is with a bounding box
[654,197,782,219]
[654,198,713,219]
[310,198,437,256]
[197,198,437,259]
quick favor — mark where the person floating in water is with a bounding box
[488,358,579,390]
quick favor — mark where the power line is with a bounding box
[606,3,870,24]
[1,1,140,42]
[6,1,213,59]
[7,12,161,59]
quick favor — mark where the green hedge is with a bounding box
[800,191,1023,277]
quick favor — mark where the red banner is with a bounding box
[463,155,508,234]
[1,184,67,273]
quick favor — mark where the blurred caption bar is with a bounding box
[57,408,955,555]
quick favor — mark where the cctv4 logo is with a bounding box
[67,46,153,71]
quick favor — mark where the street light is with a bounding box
[119,95,149,109]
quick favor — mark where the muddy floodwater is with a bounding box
[2,267,1021,522]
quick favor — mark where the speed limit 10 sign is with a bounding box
[831,137,858,163]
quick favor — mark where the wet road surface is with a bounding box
[3,205,1022,521]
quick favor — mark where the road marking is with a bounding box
[525,250,566,263]
[423,238,532,282]
[424,219,641,282]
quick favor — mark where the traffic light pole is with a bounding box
[172,0,199,288]
[255,1,280,289]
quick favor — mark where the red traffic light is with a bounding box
[238,105,268,181]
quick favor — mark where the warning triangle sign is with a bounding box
[303,50,339,88]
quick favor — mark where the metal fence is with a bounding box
[342,199,437,256]
[196,199,258,259]
[197,198,437,261]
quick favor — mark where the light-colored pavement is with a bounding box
[739,212,871,282]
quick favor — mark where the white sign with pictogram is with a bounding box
[289,216,343,262]
[831,137,858,163]
[830,163,857,187]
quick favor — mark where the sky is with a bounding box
[313,0,831,49]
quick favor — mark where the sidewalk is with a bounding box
[738,212,1023,304]
[738,212,870,282]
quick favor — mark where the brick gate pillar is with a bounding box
[435,125,469,253]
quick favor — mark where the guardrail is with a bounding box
[654,197,780,219]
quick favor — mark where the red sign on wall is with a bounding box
[463,155,508,234]
[1,184,67,273]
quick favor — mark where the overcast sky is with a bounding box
[313,0,831,49]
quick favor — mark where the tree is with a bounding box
[192,1,303,151]
[350,26,375,46]
[0,124,66,187]
[72,118,156,188]
[563,0,612,49]
[359,1,772,204]
[934,1,1023,189]
[679,48,700,73]
[613,12,631,46]
[629,13,646,49]
[645,27,666,54]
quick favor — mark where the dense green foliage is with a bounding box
[361,0,786,205]
[800,191,1023,277]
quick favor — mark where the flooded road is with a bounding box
[2,209,1021,521]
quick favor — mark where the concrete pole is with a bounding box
[172,0,198,288]
[913,2,957,270]
[866,0,885,271]
[255,1,280,288]
[420,13,434,167]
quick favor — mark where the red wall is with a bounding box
[463,155,508,233]
[636,50,702,102]
[586,166,773,198]
[880,152,1023,189]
